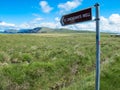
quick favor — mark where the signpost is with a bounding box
[95,3,100,90]
[60,8,92,26]
[60,3,100,90]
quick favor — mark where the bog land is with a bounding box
[0,33,120,90]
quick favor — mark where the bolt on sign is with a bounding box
[60,8,92,26]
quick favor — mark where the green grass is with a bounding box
[0,33,120,90]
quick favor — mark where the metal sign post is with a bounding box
[60,3,100,90]
[95,3,100,90]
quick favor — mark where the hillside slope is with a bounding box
[37,27,83,33]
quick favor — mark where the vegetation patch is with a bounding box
[0,33,120,90]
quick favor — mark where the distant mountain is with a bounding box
[4,29,18,33]
[18,27,41,33]
[1,27,94,34]
[37,27,94,33]
[2,27,41,33]
[37,27,77,33]
[37,27,55,33]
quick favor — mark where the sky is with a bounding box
[0,0,120,33]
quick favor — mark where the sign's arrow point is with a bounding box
[60,16,65,26]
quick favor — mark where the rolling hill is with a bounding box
[1,27,94,34]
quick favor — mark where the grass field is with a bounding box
[0,33,120,90]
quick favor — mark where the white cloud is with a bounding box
[0,21,17,31]
[0,21,15,27]
[100,14,120,33]
[19,18,61,29]
[18,14,120,33]
[100,16,111,31]
[39,18,61,29]
[34,18,43,21]
[76,22,95,31]
[109,14,120,24]
[32,17,44,23]
[58,0,82,13]
[32,13,41,17]
[39,1,53,13]
[55,17,60,22]
[40,22,58,28]
[32,13,44,23]
[19,23,31,29]
[19,17,44,29]
[20,22,59,29]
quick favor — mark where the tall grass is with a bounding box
[0,33,120,90]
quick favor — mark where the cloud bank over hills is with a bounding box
[1,14,120,33]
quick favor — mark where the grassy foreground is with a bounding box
[0,33,120,90]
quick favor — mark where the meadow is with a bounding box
[0,33,120,90]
